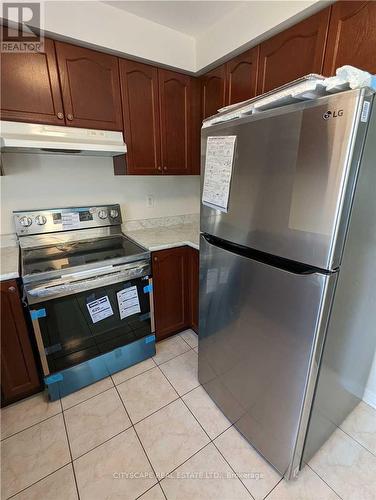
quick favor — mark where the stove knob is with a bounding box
[98,210,108,219]
[109,209,119,219]
[35,215,47,225]
[19,216,32,227]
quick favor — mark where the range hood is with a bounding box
[0,121,127,156]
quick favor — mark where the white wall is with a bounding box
[0,154,200,235]
[36,1,196,72]
[196,0,326,71]
[365,352,376,409]
[30,1,327,73]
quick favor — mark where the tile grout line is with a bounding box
[263,477,283,499]
[156,337,282,499]
[155,346,192,368]
[1,333,195,440]
[112,358,158,387]
[3,335,194,499]
[135,482,167,500]
[155,360,255,499]
[71,427,131,462]
[111,377,167,498]
[114,356,214,497]
[5,462,74,500]
[306,464,344,499]
[1,407,62,442]
[178,330,199,350]
[62,384,115,411]
[61,404,81,500]
[3,335,198,500]
[336,426,376,459]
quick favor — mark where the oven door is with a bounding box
[28,269,155,400]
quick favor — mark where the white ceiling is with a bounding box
[104,1,245,37]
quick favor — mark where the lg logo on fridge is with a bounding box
[323,109,344,120]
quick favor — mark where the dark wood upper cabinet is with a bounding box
[152,247,189,340]
[159,69,192,174]
[0,38,64,125]
[119,59,161,174]
[55,41,123,130]
[257,8,330,94]
[201,64,227,119]
[323,1,376,76]
[227,47,259,105]
[1,280,41,406]
[190,78,202,175]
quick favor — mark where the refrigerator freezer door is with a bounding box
[201,89,372,270]
[198,235,337,477]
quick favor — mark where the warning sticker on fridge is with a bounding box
[202,135,236,213]
[117,286,141,319]
[87,296,114,324]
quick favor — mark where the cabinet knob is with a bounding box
[163,166,167,171]
[154,256,158,262]
[57,112,64,119]
[158,167,162,171]
[67,114,73,121]
[8,286,16,293]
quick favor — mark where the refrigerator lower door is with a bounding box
[198,235,337,478]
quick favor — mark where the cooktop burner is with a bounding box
[22,235,147,276]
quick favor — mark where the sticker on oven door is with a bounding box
[87,296,114,323]
[117,286,141,320]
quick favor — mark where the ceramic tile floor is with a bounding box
[1,329,376,500]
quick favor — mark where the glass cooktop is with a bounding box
[22,236,147,276]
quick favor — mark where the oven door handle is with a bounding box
[26,262,150,301]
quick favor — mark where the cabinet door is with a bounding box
[1,281,40,406]
[120,60,162,175]
[323,1,376,76]
[0,38,64,125]
[189,248,199,333]
[159,69,192,174]
[257,8,330,94]
[201,64,227,119]
[190,78,202,175]
[152,247,189,340]
[55,42,123,130]
[227,47,259,105]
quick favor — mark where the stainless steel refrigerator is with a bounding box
[198,88,376,479]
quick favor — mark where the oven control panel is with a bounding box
[14,205,122,235]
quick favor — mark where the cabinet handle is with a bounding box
[8,286,16,293]
[57,112,64,120]
[67,114,73,121]
[154,256,158,262]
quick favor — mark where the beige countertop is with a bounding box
[123,217,199,252]
[0,245,20,282]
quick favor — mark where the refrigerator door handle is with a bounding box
[202,233,335,276]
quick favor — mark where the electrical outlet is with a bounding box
[146,195,154,208]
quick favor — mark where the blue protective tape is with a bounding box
[145,334,155,344]
[143,284,153,294]
[370,75,376,90]
[30,308,46,320]
[45,373,64,384]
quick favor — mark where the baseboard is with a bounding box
[363,388,376,410]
